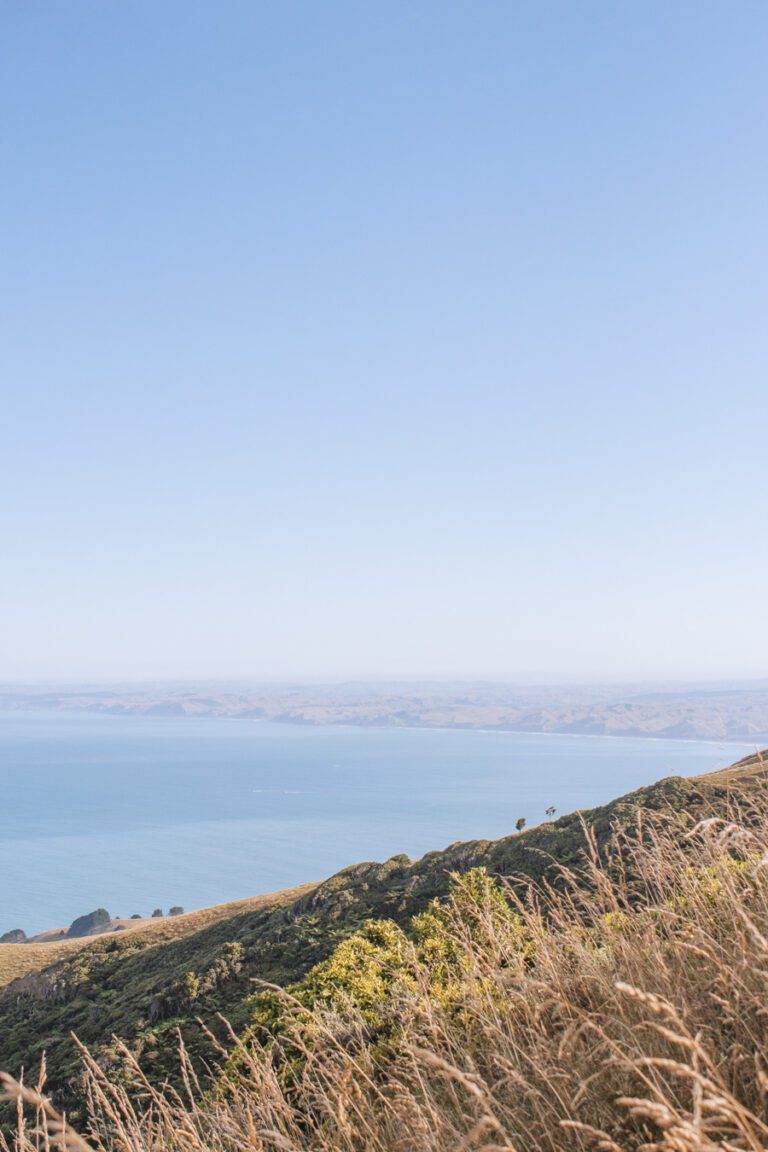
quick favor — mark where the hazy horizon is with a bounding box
[3,674,768,692]
[4,3,768,683]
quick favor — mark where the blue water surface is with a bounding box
[0,711,751,934]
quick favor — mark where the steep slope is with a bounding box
[0,892,317,990]
[0,751,763,1111]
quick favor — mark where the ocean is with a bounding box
[0,710,751,936]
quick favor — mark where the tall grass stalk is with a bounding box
[4,786,768,1151]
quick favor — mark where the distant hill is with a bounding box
[3,680,768,738]
[0,930,26,945]
[66,907,111,938]
[0,748,763,1114]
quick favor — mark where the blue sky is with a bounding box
[2,2,767,681]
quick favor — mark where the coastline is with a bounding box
[0,704,765,745]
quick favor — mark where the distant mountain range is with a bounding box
[2,679,768,739]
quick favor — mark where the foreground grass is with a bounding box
[0,760,744,1108]
[4,767,768,1151]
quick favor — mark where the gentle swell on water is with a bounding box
[0,711,751,935]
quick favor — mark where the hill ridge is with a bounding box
[0,749,765,1111]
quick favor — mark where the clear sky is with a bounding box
[2,2,767,683]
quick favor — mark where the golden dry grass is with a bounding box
[4,779,768,1151]
[0,941,86,987]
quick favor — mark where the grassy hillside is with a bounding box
[0,940,84,987]
[0,751,763,1117]
[0,894,315,990]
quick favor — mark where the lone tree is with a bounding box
[169,906,185,916]
[151,908,164,918]
[515,817,526,832]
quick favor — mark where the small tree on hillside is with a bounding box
[169,906,184,916]
[151,908,164,918]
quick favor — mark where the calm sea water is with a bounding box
[0,711,751,935]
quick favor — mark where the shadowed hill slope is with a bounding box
[0,749,764,1110]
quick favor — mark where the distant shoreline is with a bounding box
[3,675,768,746]
[0,705,764,746]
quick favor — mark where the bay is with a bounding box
[0,711,751,935]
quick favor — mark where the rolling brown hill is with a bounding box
[0,748,764,1113]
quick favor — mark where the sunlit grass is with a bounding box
[5,772,768,1152]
